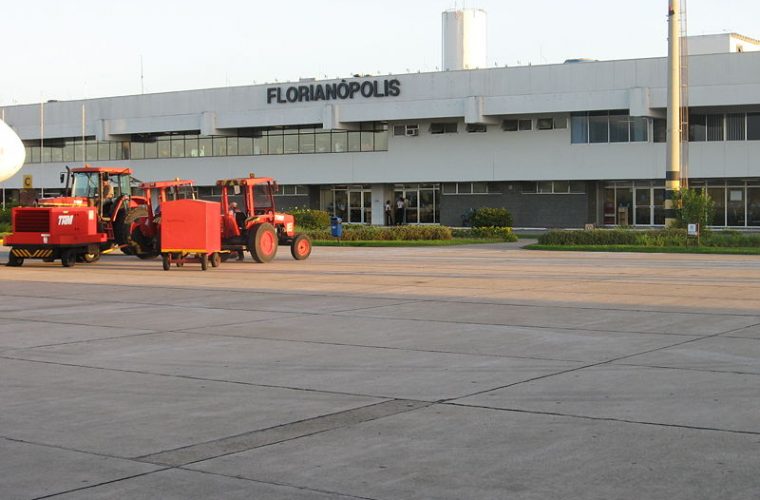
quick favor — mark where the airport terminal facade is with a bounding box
[4,41,760,228]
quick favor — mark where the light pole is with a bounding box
[665,0,682,227]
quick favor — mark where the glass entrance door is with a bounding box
[393,185,439,224]
[348,190,371,225]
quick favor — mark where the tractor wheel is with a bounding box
[200,253,209,271]
[7,252,23,267]
[290,234,312,260]
[116,205,149,254]
[61,250,76,267]
[162,253,171,271]
[210,252,221,268]
[249,223,278,263]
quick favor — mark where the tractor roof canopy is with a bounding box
[140,179,195,189]
[216,175,276,188]
[71,165,133,175]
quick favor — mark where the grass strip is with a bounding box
[313,238,505,247]
[525,244,760,255]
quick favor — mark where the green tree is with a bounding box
[674,188,715,231]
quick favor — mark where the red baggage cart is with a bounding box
[160,199,222,270]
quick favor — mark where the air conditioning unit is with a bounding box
[405,125,419,137]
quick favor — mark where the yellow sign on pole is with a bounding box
[22,174,33,189]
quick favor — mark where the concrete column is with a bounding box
[665,0,682,227]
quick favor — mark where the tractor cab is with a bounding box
[41,166,135,221]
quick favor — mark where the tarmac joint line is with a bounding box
[135,398,431,467]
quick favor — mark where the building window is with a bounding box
[502,119,519,132]
[573,111,648,144]
[430,122,458,134]
[748,113,760,141]
[571,113,589,143]
[522,181,586,194]
[536,118,554,130]
[727,113,746,141]
[276,185,308,196]
[442,182,492,194]
[518,119,532,131]
[466,123,487,133]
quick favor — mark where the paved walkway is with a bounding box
[1,245,759,499]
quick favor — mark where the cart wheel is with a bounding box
[290,234,312,260]
[249,223,278,263]
[200,253,209,271]
[162,253,171,271]
[210,252,221,268]
[82,251,101,263]
[61,250,76,267]
[174,253,184,267]
[7,252,23,267]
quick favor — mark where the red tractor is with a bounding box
[218,175,312,262]
[126,178,196,259]
[5,166,148,266]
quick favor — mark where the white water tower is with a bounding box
[442,8,487,71]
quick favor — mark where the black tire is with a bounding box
[249,223,278,263]
[162,253,171,271]
[7,252,23,267]
[200,253,209,271]
[290,233,312,260]
[116,205,149,253]
[237,250,245,261]
[61,249,76,267]
[210,252,221,268]
[82,251,100,263]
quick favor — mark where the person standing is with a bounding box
[385,200,393,225]
[395,196,405,225]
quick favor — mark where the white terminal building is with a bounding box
[2,12,760,228]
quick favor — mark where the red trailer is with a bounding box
[159,199,222,271]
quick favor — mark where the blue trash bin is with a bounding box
[330,217,343,238]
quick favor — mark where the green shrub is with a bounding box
[538,229,688,247]
[703,231,760,248]
[452,227,518,241]
[470,207,513,228]
[674,188,715,231]
[0,222,10,233]
[0,207,12,225]
[290,208,330,229]
[303,225,453,241]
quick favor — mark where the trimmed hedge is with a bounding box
[538,229,760,248]
[290,208,330,229]
[451,226,518,242]
[470,207,513,228]
[538,229,688,247]
[304,225,453,241]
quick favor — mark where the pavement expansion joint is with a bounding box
[443,402,760,436]
[136,399,431,467]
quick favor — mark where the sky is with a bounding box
[1,0,759,106]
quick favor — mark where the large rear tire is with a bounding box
[290,233,312,260]
[248,223,278,263]
[116,205,149,254]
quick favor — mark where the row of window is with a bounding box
[522,181,587,194]
[393,117,568,137]
[571,111,649,144]
[23,125,389,164]
[652,112,760,143]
